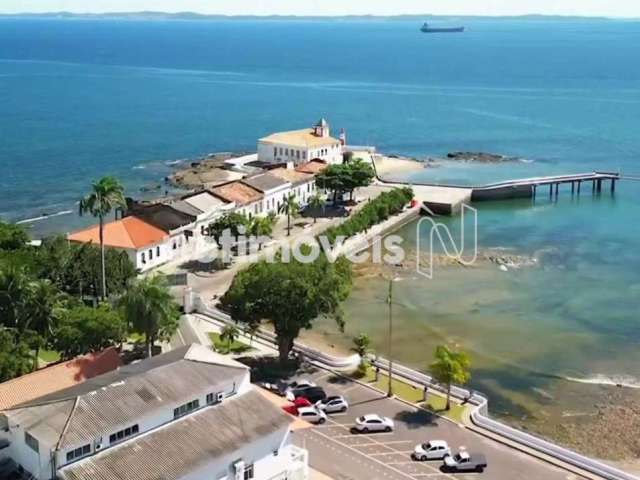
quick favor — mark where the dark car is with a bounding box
[290,386,327,403]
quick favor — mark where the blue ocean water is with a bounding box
[2,17,640,430]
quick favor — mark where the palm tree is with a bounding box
[119,275,179,358]
[0,265,32,335]
[26,279,65,369]
[247,214,276,249]
[79,176,126,300]
[351,333,371,357]
[278,193,300,236]
[429,345,471,410]
[219,324,240,352]
[307,193,324,224]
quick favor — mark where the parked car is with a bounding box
[412,440,451,461]
[288,386,327,403]
[297,406,327,424]
[278,378,316,396]
[316,395,349,413]
[443,450,487,473]
[353,414,394,433]
[281,397,312,415]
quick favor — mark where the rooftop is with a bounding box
[67,217,168,250]
[259,128,339,148]
[182,191,228,213]
[295,159,329,175]
[242,172,291,193]
[3,345,248,449]
[210,181,263,206]
[269,167,314,186]
[0,348,121,412]
[57,389,291,480]
[128,203,196,232]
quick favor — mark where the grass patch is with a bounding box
[361,368,467,423]
[38,349,61,363]
[208,332,251,355]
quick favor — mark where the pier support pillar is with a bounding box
[571,182,575,195]
[592,180,596,194]
[532,185,537,201]
[596,179,602,193]
[555,183,559,198]
[549,184,553,198]
[577,181,581,194]
[611,179,616,193]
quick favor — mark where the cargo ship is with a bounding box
[420,22,465,33]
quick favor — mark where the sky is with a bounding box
[2,0,640,18]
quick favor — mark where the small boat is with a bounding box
[420,22,465,33]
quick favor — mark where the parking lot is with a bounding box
[289,367,582,480]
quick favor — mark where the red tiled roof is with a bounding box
[0,348,121,411]
[67,216,168,250]
[210,181,263,206]
[295,159,328,175]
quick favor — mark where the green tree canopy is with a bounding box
[208,212,249,247]
[315,160,375,203]
[0,329,33,382]
[221,254,352,364]
[52,303,128,360]
[119,275,180,358]
[429,345,471,410]
[34,236,135,299]
[0,221,29,251]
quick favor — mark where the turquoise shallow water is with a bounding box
[1,17,639,426]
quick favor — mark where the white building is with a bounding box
[241,172,292,215]
[258,119,343,166]
[0,344,308,480]
[66,216,171,272]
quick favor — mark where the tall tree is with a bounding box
[79,176,126,300]
[278,193,300,236]
[0,265,32,334]
[0,329,33,382]
[26,279,65,369]
[221,254,352,364]
[208,212,249,247]
[429,345,471,410]
[119,275,180,358]
[307,193,324,224]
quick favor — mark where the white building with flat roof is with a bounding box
[258,119,343,166]
[0,344,308,480]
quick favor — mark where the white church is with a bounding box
[257,118,345,166]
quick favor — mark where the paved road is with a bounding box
[290,368,583,480]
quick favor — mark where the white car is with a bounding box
[412,440,451,461]
[353,414,394,433]
[297,406,327,424]
[316,395,349,414]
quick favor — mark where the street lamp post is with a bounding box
[386,276,401,398]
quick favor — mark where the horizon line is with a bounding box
[0,11,639,20]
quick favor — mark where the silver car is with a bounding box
[316,395,349,414]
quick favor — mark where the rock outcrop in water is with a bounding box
[447,151,516,163]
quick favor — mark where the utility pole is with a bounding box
[386,278,394,397]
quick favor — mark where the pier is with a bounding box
[471,171,620,201]
[375,171,621,216]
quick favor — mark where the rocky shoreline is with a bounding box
[165,151,250,189]
[446,151,519,163]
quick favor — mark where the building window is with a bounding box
[109,424,139,445]
[303,151,307,159]
[156,246,160,257]
[172,241,176,250]
[141,252,146,264]
[273,147,277,156]
[66,444,91,463]
[25,432,39,453]
[149,249,153,260]
[244,464,254,480]
[173,399,200,419]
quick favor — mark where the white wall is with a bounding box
[3,421,54,480]
[135,239,170,272]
